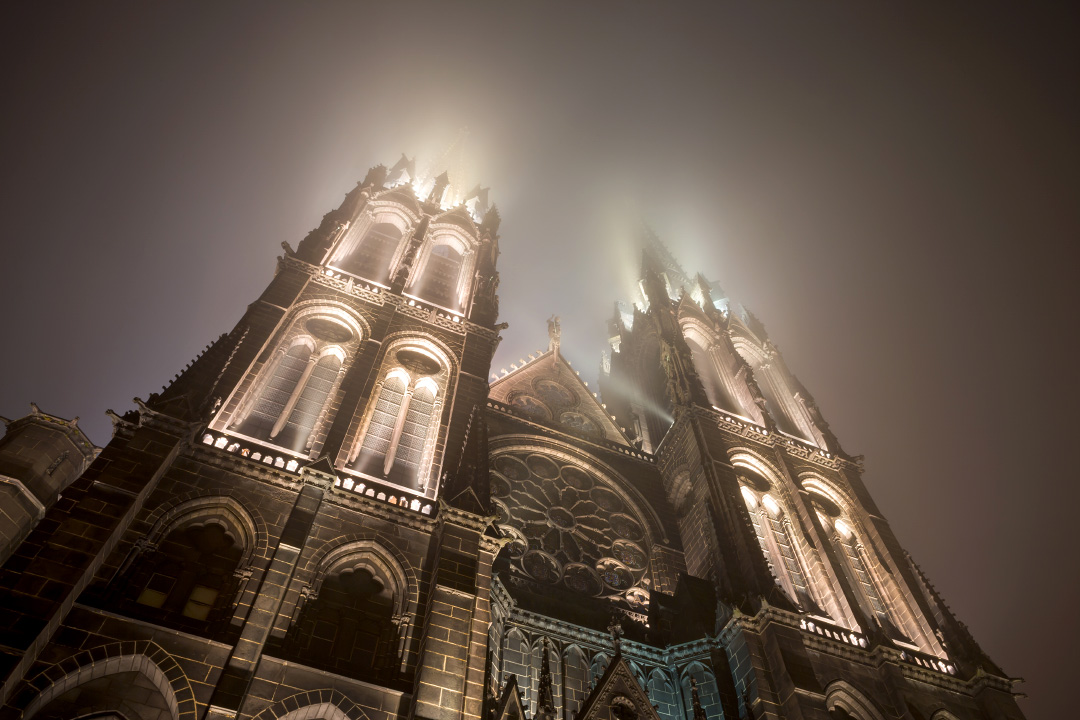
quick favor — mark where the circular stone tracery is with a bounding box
[492,449,652,607]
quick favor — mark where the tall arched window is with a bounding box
[685,334,732,410]
[682,322,765,424]
[221,311,360,455]
[273,353,342,450]
[732,335,823,444]
[327,203,414,286]
[343,343,449,493]
[336,222,404,284]
[415,243,463,309]
[234,342,313,441]
[735,464,826,614]
[740,485,815,610]
[806,487,916,643]
[827,514,916,644]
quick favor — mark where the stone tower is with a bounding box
[0,161,1025,720]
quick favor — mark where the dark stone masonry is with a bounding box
[0,157,1024,720]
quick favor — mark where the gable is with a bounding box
[494,674,527,720]
[490,349,630,446]
[577,656,663,720]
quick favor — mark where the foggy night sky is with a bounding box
[1,4,1077,717]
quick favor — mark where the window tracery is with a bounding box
[681,321,762,424]
[490,448,654,612]
[813,500,909,641]
[407,228,476,312]
[327,203,415,285]
[342,341,449,494]
[732,335,822,445]
[733,462,828,616]
[507,379,605,439]
[222,310,359,455]
[804,481,924,646]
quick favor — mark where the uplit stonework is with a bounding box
[0,158,1024,720]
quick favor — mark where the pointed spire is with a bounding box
[386,153,415,186]
[537,637,555,715]
[690,677,708,720]
[640,224,691,290]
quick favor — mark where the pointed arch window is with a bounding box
[833,518,892,625]
[238,342,312,441]
[809,497,914,643]
[739,482,819,611]
[222,313,358,455]
[685,335,732,410]
[415,243,463,310]
[344,345,448,493]
[337,222,404,284]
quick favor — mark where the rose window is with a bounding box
[491,449,651,607]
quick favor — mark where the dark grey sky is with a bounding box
[2,4,1076,716]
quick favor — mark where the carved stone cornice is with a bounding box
[281,253,503,342]
[437,498,496,532]
[680,404,858,472]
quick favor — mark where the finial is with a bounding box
[547,315,561,354]
[537,636,555,714]
[428,171,451,206]
[607,614,623,657]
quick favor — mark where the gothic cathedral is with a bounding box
[0,158,1025,720]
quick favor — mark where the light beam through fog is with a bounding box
[0,4,1077,717]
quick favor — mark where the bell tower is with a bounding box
[596,230,1023,719]
[0,157,506,720]
[0,158,1026,720]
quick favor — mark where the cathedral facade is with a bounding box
[0,159,1025,720]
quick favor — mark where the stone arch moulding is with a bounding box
[304,536,419,619]
[325,196,422,279]
[337,332,458,497]
[377,331,459,378]
[798,472,859,518]
[22,641,196,720]
[823,679,886,720]
[728,448,789,488]
[211,300,369,446]
[249,689,371,720]
[142,493,266,569]
[728,447,808,514]
[489,434,669,546]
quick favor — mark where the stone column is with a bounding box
[206,468,330,718]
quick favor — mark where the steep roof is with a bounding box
[489,347,631,446]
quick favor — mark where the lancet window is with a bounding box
[732,335,824,445]
[806,484,920,644]
[222,311,360,455]
[328,204,414,285]
[407,229,476,312]
[682,323,762,423]
[343,342,448,492]
[740,483,816,610]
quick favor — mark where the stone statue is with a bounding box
[547,315,561,352]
